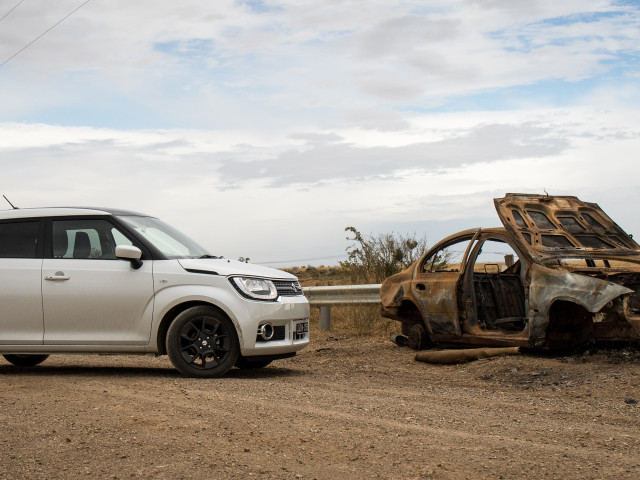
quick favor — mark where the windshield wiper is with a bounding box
[198,254,223,259]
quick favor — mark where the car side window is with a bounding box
[421,239,473,273]
[471,238,520,273]
[0,221,40,258]
[52,219,131,260]
[111,228,133,247]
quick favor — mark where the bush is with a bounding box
[340,226,428,284]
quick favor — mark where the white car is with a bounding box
[0,207,309,377]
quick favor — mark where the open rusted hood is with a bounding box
[494,193,640,263]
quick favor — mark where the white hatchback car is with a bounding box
[0,207,309,377]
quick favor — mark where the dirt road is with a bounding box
[1,332,639,479]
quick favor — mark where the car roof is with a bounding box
[0,207,150,220]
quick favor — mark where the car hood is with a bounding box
[177,258,296,280]
[494,193,640,262]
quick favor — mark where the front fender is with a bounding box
[529,264,633,315]
[148,283,247,352]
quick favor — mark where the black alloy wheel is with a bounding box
[166,306,239,378]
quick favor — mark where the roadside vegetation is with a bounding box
[285,227,428,337]
[340,226,428,284]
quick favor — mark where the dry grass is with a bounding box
[309,304,401,338]
[285,265,402,338]
[285,265,350,286]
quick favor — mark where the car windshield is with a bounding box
[117,215,211,259]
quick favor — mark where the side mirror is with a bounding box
[116,245,143,270]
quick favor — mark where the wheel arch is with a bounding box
[398,300,427,328]
[544,299,594,350]
[156,301,241,355]
[397,301,434,350]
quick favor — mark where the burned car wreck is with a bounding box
[380,194,640,351]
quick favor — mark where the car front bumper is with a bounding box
[237,296,310,357]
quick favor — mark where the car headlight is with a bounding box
[230,277,278,301]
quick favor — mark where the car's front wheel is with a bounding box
[166,306,240,378]
[3,354,49,367]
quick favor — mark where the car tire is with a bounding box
[235,356,273,369]
[3,354,49,367]
[166,306,240,378]
[407,324,431,350]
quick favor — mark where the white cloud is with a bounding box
[2,106,639,264]
[1,1,638,121]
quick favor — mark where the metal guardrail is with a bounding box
[302,284,381,305]
[302,284,381,330]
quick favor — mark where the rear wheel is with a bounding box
[407,323,432,350]
[399,303,432,350]
[3,354,49,367]
[166,306,239,378]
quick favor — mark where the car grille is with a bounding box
[256,325,286,342]
[273,280,304,297]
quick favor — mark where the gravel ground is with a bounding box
[1,332,639,480]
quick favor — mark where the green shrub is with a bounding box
[339,226,428,284]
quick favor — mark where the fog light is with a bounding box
[257,323,274,341]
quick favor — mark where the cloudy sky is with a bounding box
[1,0,639,266]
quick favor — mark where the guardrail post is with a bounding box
[302,284,381,332]
[319,306,331,331]
[504,254,514,267]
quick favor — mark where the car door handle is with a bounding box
[45,273,70,281]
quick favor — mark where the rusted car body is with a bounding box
[380,194,640,350]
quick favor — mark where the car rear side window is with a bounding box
[0,221,40,258]
[422,239,473,273]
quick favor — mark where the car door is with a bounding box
[0,219,44,344]
[412,232,479,336]
[42,217,155,345]
[458,234,527,334]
